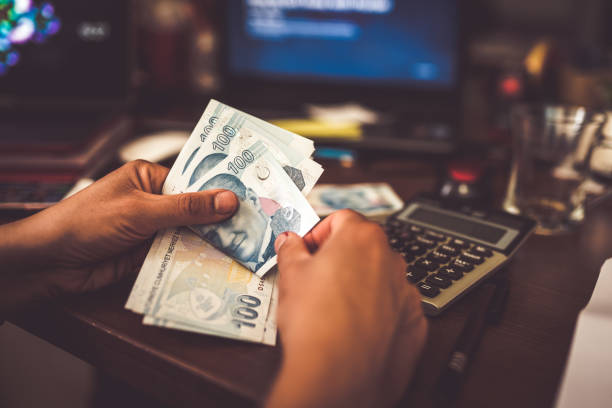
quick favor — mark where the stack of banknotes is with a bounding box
[125,100,324,345]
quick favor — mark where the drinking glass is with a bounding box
[503,105,605,235]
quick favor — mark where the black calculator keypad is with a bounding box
[426,274,452,288]
[406,266,427,283]
[427,250,450,265]
[406,244,427,255]
[415,236,436,248]
[459,252,484,265]
[415,259,437,272]
[439,266,463,280]
[424,230,446,241]
[450,258,474,273]
[471,245,493,258]
[385,219,495,298]
[417,282,440,297]
[400,252,415,263]
[448,238,469,249]
[409,225,423,234]
[388,237,402,249]
[437,244,459,256]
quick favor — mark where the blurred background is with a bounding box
[2,0,612,406]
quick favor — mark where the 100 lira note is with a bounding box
[126,227,277,344]
[187,138,320,277]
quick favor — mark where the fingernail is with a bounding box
[275,232,289,253]
[214,191,237,214]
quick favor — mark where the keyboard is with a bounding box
[384,196,536,316]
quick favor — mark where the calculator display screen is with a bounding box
[409,208,506,244]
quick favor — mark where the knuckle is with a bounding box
[353,222,386,245]
[128,159,151,172]
[334,208,364,223]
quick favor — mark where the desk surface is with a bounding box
[6,156,611,408]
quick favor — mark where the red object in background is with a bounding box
[499,75,523,98]
[449,161,483,184]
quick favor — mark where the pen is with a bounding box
[434,279,510,406]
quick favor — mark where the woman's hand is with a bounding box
[0,160,238,315]
[267,210,427,408]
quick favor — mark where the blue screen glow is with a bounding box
[227,0,458,87]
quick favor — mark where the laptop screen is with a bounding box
[226,0,458,90]
[0,0,130,104]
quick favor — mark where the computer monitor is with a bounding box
[221,0,462,110]
[0,0,131,109]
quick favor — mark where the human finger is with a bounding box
[124,160,171,194]
[141,188,238,228]
[303,209,365,252]
[276,232,311,271]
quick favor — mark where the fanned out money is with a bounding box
[126,100,323,345]
[308,183,404,223]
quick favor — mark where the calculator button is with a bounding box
[460,252,484,265]
[406,266,427,283]
[471,245,493,258]
[439,266,463,280]
[415,236,436,248]
[406,244,427,256]
[424,230,446,241]
[437,244,459,256]
[427,250,450,264]
[389,219,402,228]
[398,230,414,241]
[400,252,415,263]
[409,225,423,234]
[449,238,469,249]
[426,274,452,288]
[417,282,440,297]
[388,237,402,250]
[384,225,397,235]
[415,259,437,272]
[450,258,474,272]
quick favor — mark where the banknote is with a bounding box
[307,183,404,222]
[126,100,323,344]
[164,99,320,195]
[177,108,322,196]
[187,138,320,277]
[143,269,279,346]
[126,227,277,344]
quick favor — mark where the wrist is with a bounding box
[0,213,64,316]
[267,329,379,408]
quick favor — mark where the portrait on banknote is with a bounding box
[193,173,301,272]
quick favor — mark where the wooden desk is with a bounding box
[5,156,610,408]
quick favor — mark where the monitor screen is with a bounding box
[226,0,458,89]
[0,0,130,102]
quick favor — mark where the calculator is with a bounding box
[385,195,536,316]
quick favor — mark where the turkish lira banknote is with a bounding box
[126,100,322,344]
[164,99,321,196]
[126,227,277,344]
[187,138,320,277]
[308,183,403,222]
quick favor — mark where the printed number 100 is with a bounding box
[227,150,255,174]
[231,295,262,329]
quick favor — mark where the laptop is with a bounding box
[0,0,133,209]
[218,0,463,153]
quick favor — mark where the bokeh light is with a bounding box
[0,0,60,75]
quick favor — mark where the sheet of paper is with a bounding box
[555,258,612,408]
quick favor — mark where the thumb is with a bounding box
[144,189,238,228]
[275,232,311,272]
